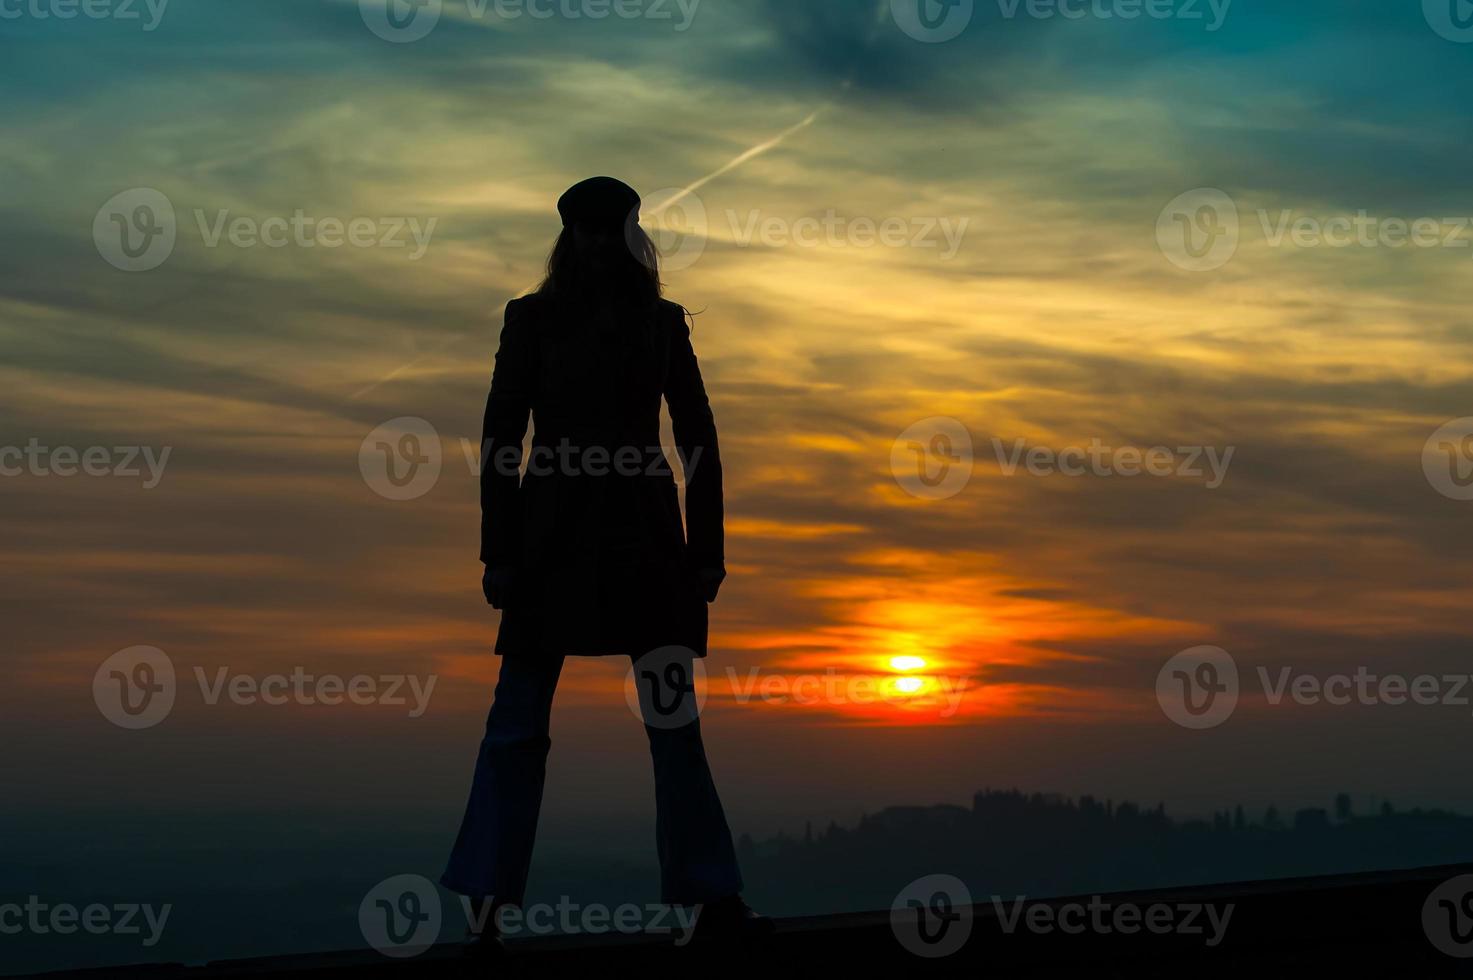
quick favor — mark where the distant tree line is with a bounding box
[738,788,1473,916]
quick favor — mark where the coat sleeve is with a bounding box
[480,298,536,566]
[664,310,724,568]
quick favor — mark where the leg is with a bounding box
[635,652,744,906]
[442,654,565,904]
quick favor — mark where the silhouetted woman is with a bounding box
[442,177,769,949]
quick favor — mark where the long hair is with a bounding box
[535,219,664,318]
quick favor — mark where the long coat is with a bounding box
[480,294,724,659]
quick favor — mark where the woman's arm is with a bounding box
[664,309,725,601]
[480,298,536,605]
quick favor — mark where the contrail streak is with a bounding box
[348,108,827,403]
[646,108,826,217]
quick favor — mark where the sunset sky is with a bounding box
[6,0,1473,950]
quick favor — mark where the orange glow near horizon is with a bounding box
[12,22,1471,754]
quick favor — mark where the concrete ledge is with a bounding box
[20,863,1473,978]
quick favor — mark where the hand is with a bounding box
[695,565,726,604]
[482,565,517,610]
